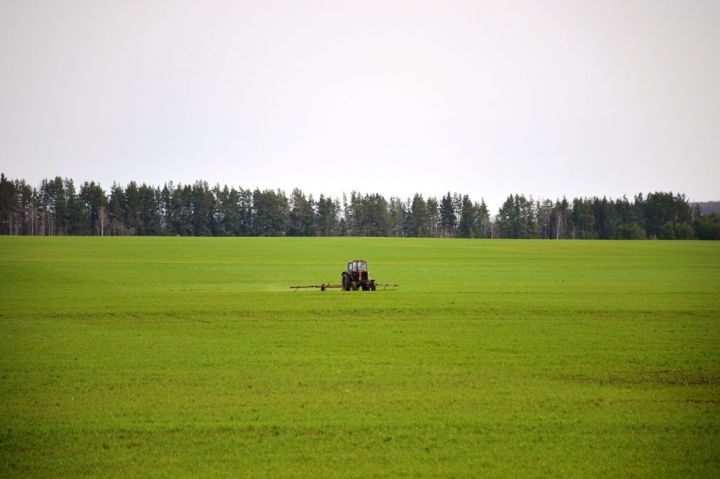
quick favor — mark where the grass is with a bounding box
[0,237,719,477]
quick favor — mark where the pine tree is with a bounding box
[439,192,456,237]
[475,199,490,238]
[426,197,440,237]
[289,189,316,236]
[79,181,108,236]
[0,174,17,235]
[407,194,429,237]
[457,195,475,238]
[315,194,339,236]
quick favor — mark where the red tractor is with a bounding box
[342,259,376,291]
[289,260,396,292]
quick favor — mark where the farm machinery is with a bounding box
[290,259,398,292]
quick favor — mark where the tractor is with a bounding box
[289,260,396,291]
[341,259,376,291]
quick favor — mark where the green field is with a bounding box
[1,237,719,477]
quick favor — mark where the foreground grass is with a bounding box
[0,237,718,477]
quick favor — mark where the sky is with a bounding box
[1,0,718,212]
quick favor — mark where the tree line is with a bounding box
[0,174,718,239]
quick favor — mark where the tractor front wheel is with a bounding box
[351,281,359,291]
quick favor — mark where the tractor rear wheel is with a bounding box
[370,280,376,291]
[342,273,351,291]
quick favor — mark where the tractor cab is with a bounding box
[347,260,368,281]
[342,259,376,291]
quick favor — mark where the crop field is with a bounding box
[0,237,719,477]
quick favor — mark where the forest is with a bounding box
[0,174,718,239]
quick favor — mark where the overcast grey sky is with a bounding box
[1,0,718,211]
